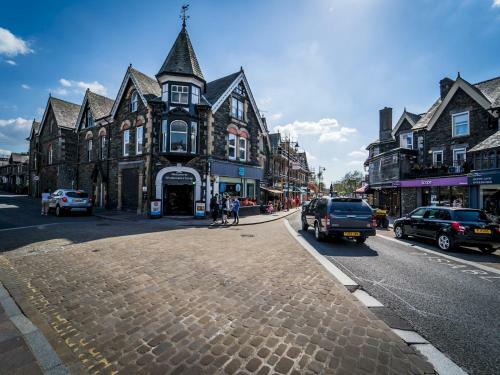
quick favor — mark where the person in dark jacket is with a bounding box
[210,194,219,223]
[232,197,240,225]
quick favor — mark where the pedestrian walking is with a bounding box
[232,196,240,225]
[210,194,219,223]
[41,189,51,216]
[222,194,230,224]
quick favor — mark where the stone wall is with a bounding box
[401,188,417,215]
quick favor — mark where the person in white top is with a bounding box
[41,189,51,216]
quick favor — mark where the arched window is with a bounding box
[100,135,107,160]
[170,120,188,152]
[48,144,53,165]
[131,92,139,112]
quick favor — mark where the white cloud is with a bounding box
[0,118,32,151]
[5,59,16,65]
[493,0,500,7]
[0,27,33,57]
[21,84,30,90]
[273,118,357,143]
[306,151,317,161]
[0,148,12,156]
[348,147,368,158]
[0,117,31,130]
[52,78,108,96]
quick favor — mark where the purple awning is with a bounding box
[400,176,468,188]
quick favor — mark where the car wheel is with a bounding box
[437,233,454,251]
[356,237,367,244]
[394,225,406,239]
[302,218,309,231]
[55,205,63,217]
[314,222,324,242]
[479,246,495,255]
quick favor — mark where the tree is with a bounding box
[333,170,364,196]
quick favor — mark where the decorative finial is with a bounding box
[240,66,244,72]
[404,107,406,113]
[180,4,190,28]
[457,71,461,79]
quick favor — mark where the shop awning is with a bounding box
[260,186,283,194]
[355,185,369,193]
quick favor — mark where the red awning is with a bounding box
[355,185,369,193]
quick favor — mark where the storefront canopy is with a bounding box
[355,185,369,193]
[260,187,283,194]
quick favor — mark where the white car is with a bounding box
[49,189,93,216]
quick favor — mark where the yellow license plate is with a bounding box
[344,232,360,237]
[474,229,491,234]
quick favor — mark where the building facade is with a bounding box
[365,74,500,216]
[0,153,29,193]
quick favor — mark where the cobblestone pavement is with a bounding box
[0,219,435,374]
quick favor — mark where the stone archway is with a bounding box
[155,166,202,202]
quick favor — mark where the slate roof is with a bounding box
[28,120,40,140]
[469,131,500,153]
[157,26,204,82]
[474,76,500,108]
[50,97,81,129]
[205,71,241,105]
[412,98,442,130]
[130,67,161,100]
[87,91,114,119]
[406,111,422,124]
[268,133,282,149]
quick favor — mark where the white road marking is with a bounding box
[412,343,468,375]
[376,235,500,276]
[392,329,429,344]
[0,223,62,232]
[352,290,383,307]
[283,220,358,287]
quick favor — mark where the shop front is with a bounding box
[155,166,202,216]
[211,160,264,215]
[400,175,469,213]
[468,169,500,220]
[369,181,401,217]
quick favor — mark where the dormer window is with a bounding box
[131,92,139,112]
[231,97,244,120]
[171,85,189,105]
[400,132,413,149]
[86,112,94,128]
[191,86,200,104]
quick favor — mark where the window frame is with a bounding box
[432,150,443,166]
[190,122,197,154]
[161,83,168,102]
[169,120,188,153]
[171,85,189,105]
[452,111,469,137]
[453,147,466,166]
[48,145,53,165]
[161,120,168,152]
[87,139,93,162]
[399,132,413,150]
[131,92,139,113]
[86,112,94,128]
[100,136,106,160]
[123,129,130,156]
[136,126,143,155]
[239,137,247,161]
[191,86,200,105]
[228,133,237,160]
[231,97,244,120]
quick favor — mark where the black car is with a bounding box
[393,206,499,254]
[302,197,376,243]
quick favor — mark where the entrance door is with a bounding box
[122,169,138,211]
[163,184,194,215]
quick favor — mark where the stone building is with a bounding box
[365,74,500,216]
[62,21,270,216]
[0,152,29,193]
[35,96,81,194]
[27,119,40,196]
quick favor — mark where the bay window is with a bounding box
[190,122,197,154]
[191,86,200,104]
[123,129,130,156]
[171,85,189,104]
[228,133,237,160]
[231,97,244,120]
[452,112,469,137]
[239,137,247,161]
[161,83,168,102]
[170,120,188,152]
[136,126,143,155]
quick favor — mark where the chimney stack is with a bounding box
[439,77,454,100]
[379,107,393,142]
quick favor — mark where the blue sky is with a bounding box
[1,0,500,183]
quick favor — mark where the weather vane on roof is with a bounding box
[180,4,190,28]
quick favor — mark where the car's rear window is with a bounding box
[452,210,488,222]
[66,191,89,198]
[330,199,372,213]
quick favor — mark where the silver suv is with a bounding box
[49,189,92,216]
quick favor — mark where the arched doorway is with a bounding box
[155,166,201,216]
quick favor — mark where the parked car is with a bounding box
[393,206,499,254]
[301,197,376,243]
[48,189,93,216]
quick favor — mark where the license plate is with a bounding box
[344,232,360,237]
[474,229,491,234]
[74,199,82,202]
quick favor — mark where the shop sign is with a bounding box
[163,171,195,185]
[195,202,205,217]
[220,182,226,192]
[235,184,241,192]
[400,176,468,188]
[238,167,245,177]
[150,200,161,218]
[468,171,500,185]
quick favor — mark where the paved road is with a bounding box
[0,193,98,230]
[289,213,500,375]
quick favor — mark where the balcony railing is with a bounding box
[403,161,471,179]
